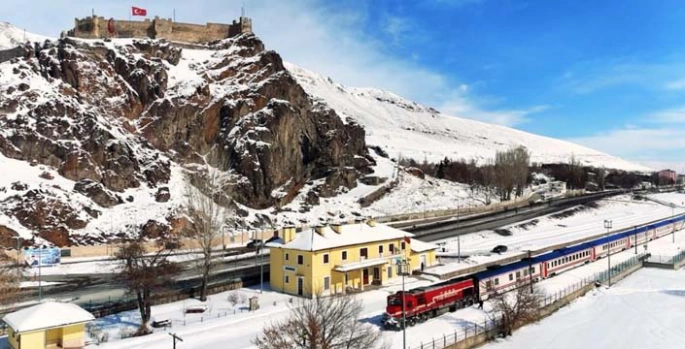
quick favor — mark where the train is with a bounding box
[381,214,685,330]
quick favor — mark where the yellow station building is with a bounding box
[267,220,438,297]
[4,302,94,349]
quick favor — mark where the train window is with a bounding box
[523,269,528,276]
[516,271,521,279]
[486,280,493,289]
[494,278,500,286]
[509,274,513,281]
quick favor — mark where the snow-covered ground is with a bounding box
[431,193,685,276]
[483,267,685,349]
[79,195,685,349]
[286,63,650,172]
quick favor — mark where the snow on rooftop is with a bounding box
[270,222,417,251]
[3,301,94,333]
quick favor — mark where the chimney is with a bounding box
[314,225,325,236]
[367,219,377,227]
[331,223,343,234]
[283,226,297,243]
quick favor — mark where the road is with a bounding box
[27,254,270,308]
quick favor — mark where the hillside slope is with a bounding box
[0,22,50,50]
[285,63,650,172]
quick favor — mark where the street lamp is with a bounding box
[604,220,612,287]
[397,258,408,349]
[671,204,676,244]
[525,250,534,293]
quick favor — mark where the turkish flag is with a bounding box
[404,237,411,244]
[131,6,147,16]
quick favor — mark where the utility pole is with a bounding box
[526,250,534,293]
[672,204,676,244]
[169,332,183,349]
[604,220,612,287]
[400,259,407,349]
[457,234,461,263]
[457,200,461,263]
[258,245,264,294]
[634,226,638,255]
[38,247,42,302]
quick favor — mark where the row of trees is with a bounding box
[406,149,675,196]
[409,146,532,203]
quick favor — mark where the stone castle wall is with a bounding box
[68,15,252,43]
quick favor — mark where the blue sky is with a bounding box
[4,0,685,170]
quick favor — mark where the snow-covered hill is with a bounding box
[286,63,650,172]
[0,22,51,49]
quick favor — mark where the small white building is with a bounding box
[3,302,94,349]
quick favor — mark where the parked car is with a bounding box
[247,239,264,249]
[491,245,508,254]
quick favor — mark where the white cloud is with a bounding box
[649,107,685,123]
[569,127,685,170]
[666,79,685,90]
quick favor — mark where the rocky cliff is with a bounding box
[0,33,371,246]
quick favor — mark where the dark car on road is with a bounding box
[491,245,508,254]
[247,239,264,249]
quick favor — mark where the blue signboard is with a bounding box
[23,248,61,267]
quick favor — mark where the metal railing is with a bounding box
[647,250,685,266]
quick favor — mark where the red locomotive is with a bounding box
[382,276,476,329]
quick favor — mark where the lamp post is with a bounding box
[399,258,407,349]
[604,220,612,287]
[525,250,534,293]
[671,204,676,244]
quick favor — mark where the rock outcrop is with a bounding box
[0,33,370,246]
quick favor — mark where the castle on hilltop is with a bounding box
[67,15,252,43]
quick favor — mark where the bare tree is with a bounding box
[253,293,385,349]
[116,239,180,336]
[487,282,543,337]
[185,157,234,302]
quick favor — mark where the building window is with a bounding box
[389,244,395,253]
[360,248,368,259]
[285,275,289,284]
[387,266,392,278]
[401,242,406,250]
[323,254,329,264]
[379,245,384,254]
[285,253,289,261]
[323,276,330,291]
[342,251,348,260]
[297,255,304,265]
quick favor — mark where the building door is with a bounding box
[363,269,369,285]
[373,267,380,283]
[420,254,427,270]
[297,277,304,296]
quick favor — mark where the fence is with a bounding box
[410,254,646,349]
[645,250,685,269]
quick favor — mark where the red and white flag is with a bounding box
[131,6,147,16]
